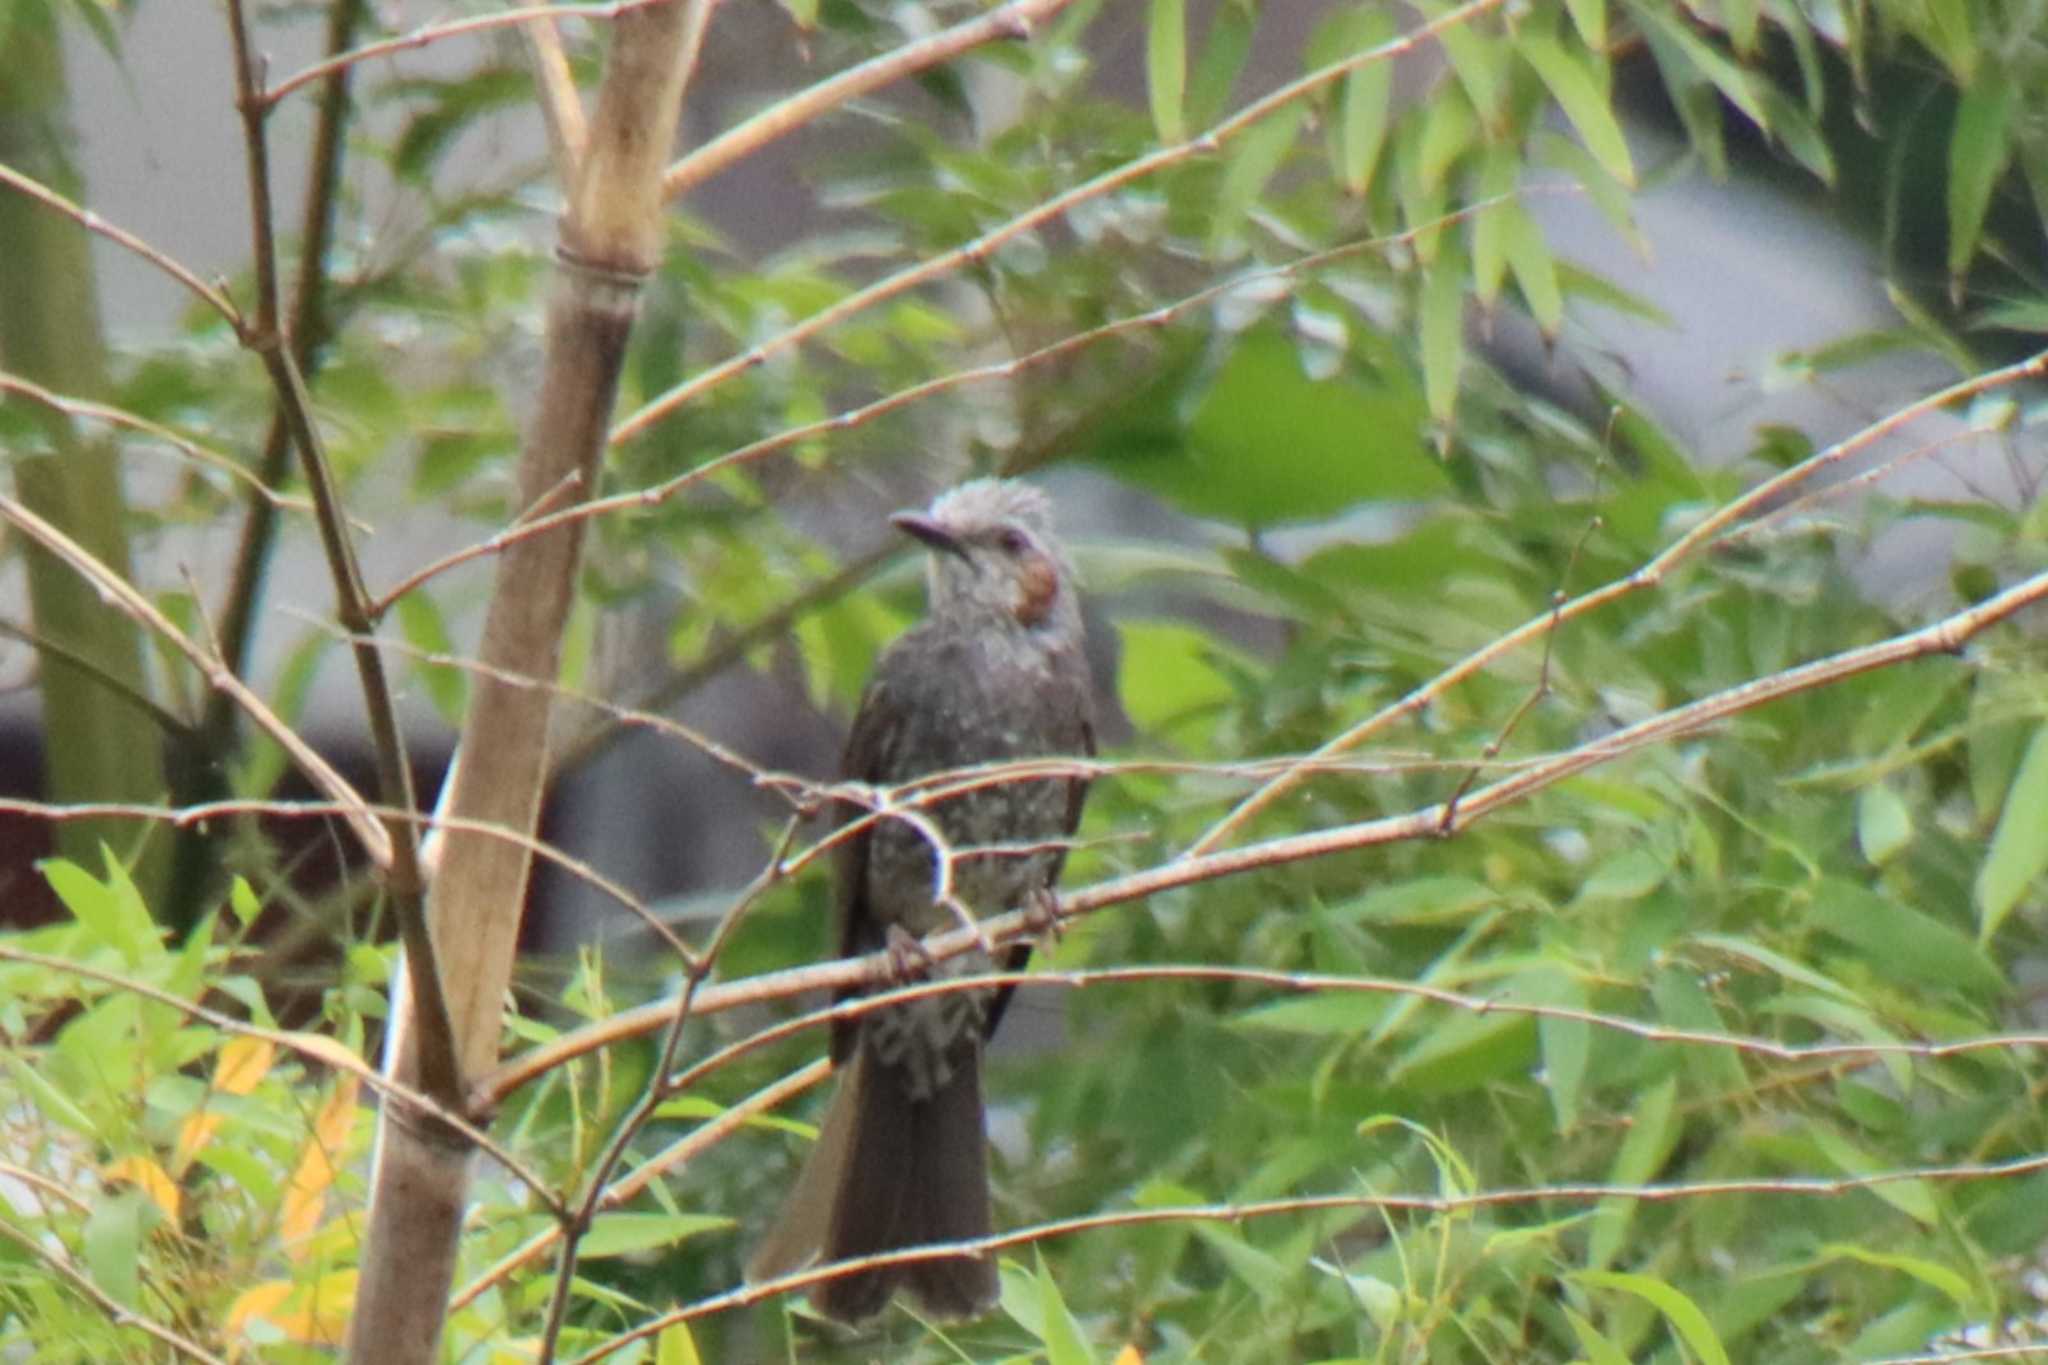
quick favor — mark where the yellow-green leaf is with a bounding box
[1470,150,1516,304]
[1503,205,1563,337]
[1146,0,1186,144]
[1565,0,1606,50]
[1211,103,1304,251]
[1337,15,1395,194]
[1635,6,1766,131]
[1588,1074,1676,1270]
[1813,1126,1939,1226]
[1575,1270,1731,1365]
[1857,784,1911,866]
[1562,1305,1632,1365]
[1979,723,2048,940]
[1817,1243,1977,1312]
[1421,244,1465,425]
[655,1322,703,1365]
[1948,68,2015,285]
[1519,27,1634,187]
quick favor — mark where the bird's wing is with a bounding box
[985,657,1095,1036]
[829,664,908,1062]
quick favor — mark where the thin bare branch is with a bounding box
[0,162,242,327]
[0,791,679,964]
[262,0,670,108]
[0,372,314,512]
[0,493,390,865]
[669,963,2048,1112]
[206,0,373,720]
[0,944,556,1214]
[534,812,800,1359]
[582,1148,2048,1356]
[1187,346,2048,854]
[1871,1348,2048,1364]
[0,1215,228,1365]
[381,194,1527,611]
[619,0,1509,445]
[661,0,1080,200]
[449,1057,829,1311]
[482,562,2048,1101]
[225,0,456,1102]
[0,616,192,740]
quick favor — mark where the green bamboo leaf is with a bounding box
[1338,16,1395,194]
[1540,133,1643,251]
[229,875,262,927]
[1722,0,1759,55]
[1421,244,1465,425]
[1147,0,1187,145]
[1114,618,1236,740]
[42,854,155,967]
[1761,993,1911,1095]
[1388,1010,1534,1092]
[1575,1270,1731,1365]
[1193,1223,1290,1300]
[1562,1305,1632,1365]
[85,1193,148,1309]
[1813,1126,1939,1225]
[654,1322,703,1365]
[1564,0,1606,50]
[1588,1074,1676,1271]
[1210,102,1304,251]
[1341,875,1499,925]
[1976,722,2048,941]
[1580,846,1670,902]
[1397,121,1451,258]
[1948,69,2015,284]
[1915,0,1977,82]
[1036,1251,1098,1365]
[1234,993,1386,1036]
[394,590,467,727]
[95,846,162,966]
[1533,969,1589,1131]
[1421,0,1505,121]
[1760,86,1834,185]
[1518,28,1634,187]
[1558,261,1671,324]
[1650,968,1746,1092]
[579,1212,731,1259]
[1857,784,1912,866]
[1817,1243,1977,1311]
[1415,86,1476,192]
[1470,149,1516,304]
[1809,878,2004,996]
[1694,932,1858,1003]
[1633,4,1767,131]
[1503,205,1563,337]
[1186,1,1253,129]
[6,1054,96,1137]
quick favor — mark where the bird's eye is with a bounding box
[997,528,1029,555]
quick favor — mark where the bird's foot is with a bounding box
[1022,885,1066,949]
[882,923,936,983]
[937,894,995,957]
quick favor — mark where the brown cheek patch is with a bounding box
[1015,556,1059,625]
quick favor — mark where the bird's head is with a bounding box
[891,478,1079,633]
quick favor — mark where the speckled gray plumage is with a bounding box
[748,479,1093,1324]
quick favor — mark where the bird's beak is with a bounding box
[889,511,973,563]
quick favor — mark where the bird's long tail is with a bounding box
[747,1045,997,1323]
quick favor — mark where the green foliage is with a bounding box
[10,0,2048,1360]
[0,857,371,1358]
